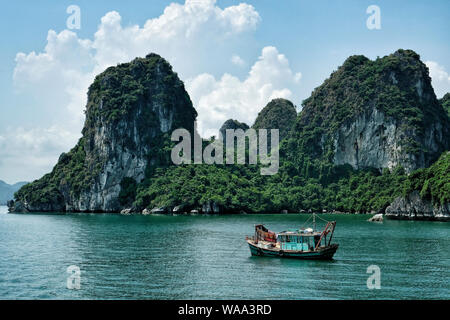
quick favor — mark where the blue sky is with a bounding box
[0,0,449,183]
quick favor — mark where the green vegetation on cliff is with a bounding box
[15,138,94,208]
[132,160,409,213]
[252,98,297,140]
[404,152,450,205]
[85,53,195,126]
[440,93,450,118]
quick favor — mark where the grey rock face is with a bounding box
[70,58,195,212]
[68,111,155,212]
[333,107,447,173]
[385,191,450,221]
[297,50,449,174]
[7,200,24,213]
[202,201,222,214]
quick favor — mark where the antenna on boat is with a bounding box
[313,213,316,232]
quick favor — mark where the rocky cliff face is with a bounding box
[12,53,197,213]
[294,49,449,172]
[385,191,450,221]
[333,106,446,172]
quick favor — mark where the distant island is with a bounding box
[0,180,28,205]
[8,50,450,221]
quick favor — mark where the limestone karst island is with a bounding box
[7,50,450,221]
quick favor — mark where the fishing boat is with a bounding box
[245,214,338,260]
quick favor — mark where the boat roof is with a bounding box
[277,230,321,237]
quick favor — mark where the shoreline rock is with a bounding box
[150,207,168,214]
[385,191,450,222]
[201,201,222,214]
[368,213,384,222]
[120,208,132,215]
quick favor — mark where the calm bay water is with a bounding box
[0,205,448,299]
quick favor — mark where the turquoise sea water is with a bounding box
[0,206,448,299]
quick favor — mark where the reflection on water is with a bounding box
[0,212,448,299]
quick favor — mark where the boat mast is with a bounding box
[313,213,316,232]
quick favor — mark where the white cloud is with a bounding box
[231,54,246,67]
[0,126,79,183]
[13,1,261,128]
[187,46,301,137]
[14,29,95,128]
[425,60,450,98]
[91,1,260,74]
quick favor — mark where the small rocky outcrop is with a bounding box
[172,204,191,214]
[8,199,64,213]
[368,213,384,222]
[219,119,249,145]
[7,200,28,213]
[6,200,14,209]
[150,207,168,214]
[252,98,297,141]
[385,191,450,221]
[120,208,133,215]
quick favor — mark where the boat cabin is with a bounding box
[277,230,327,251]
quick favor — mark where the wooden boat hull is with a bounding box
[247,241,338,260]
